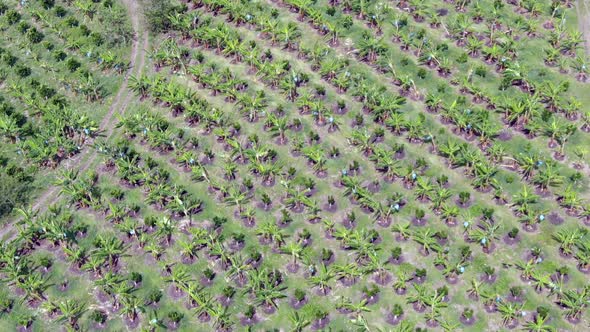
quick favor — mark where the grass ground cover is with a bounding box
[1,0,590,331]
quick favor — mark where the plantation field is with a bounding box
[1,0,590,331]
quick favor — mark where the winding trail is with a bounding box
[2,0,148,234]
[577,0,590,55]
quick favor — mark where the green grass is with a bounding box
[1,0,590,331]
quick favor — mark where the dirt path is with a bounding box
[21,0,148,218]
[577,0,590,55]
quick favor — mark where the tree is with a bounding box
[165,265,193,292]
[289,311,310,332]
[553,228,585,256]
[392,221,412,240]
[226,255,250,286]
[497,301,523,326]
[522,313,556,332]
[94,235,129,269]
[267,114,289,144]
[357,35,387,63]
[512,186,539,215]
[557,288,588,321]
[532,163,563,193]
[361,250,389,284]
[467,220,500,252]
[281,241,305,270]
[406,284,429,311]
[412,228,441,255]
[16,272,52,302]
[119,295,145,322]
[279,22,301,50]
[308,264,334,295]
[55,299,86,328]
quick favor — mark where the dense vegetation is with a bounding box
[1,0,590,331]
[0,0,132,218]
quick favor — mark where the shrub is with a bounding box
[90,32,104,46]
[15,64,31,78]
[37,84,56,99]
[16,314,34,328]
[5,10,21,25]
[294,289,306,302]
[168,311,184,324]
[244,306,256,319]
[79,25,91,36]
[415,268,427,278]
[270,9,279,19]
[203,268,215,280]
[130,272,142,284]
[38,256,53,269]
[65,58,81,72]
[536,306,550,319]
[0,163,34,218]
[458,191,470,204]
[391,304,404,317]
[415,208,425,220]
[417,68,427,79]
[64,17,79,27]
[222,286,235,299]
[26,28,44,44]
[0,292,14,314]
[54,6,67,17]
[456,53,468,63]
[508,227,519,239]
[340,15,353,29]
[41,0,55,9]
[475,65,487,77]
[90,310,107,324]
[147,289,163,304]
[462,308,474,319]
[391,247,402,259]
[43,41,54,50]
[17,21,30,34]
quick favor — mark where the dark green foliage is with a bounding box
[168,311,183,324]
[294,289,306,302]
[0,162,35,218]
[475,65,487,77]
[0,2,7,15]
[144,0,184,33]
[391,304,404,317]
[89,310,107,324]
[417,68,427,79]
[5,10,21,25]
[53,50,67,62]
[146,289,163,304]
[0,292,13,315]
[40,0,55,10]
[15,64,31,78]
[65,58,81,72]
[130,272,142,284]
[17,21,30,34]
[54,5,67,17]
[64,16,79,27]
